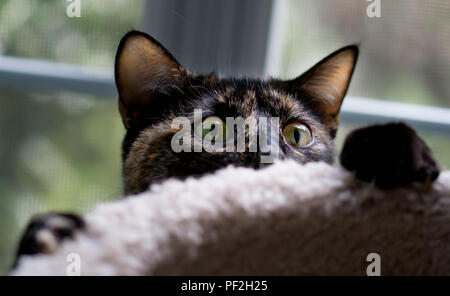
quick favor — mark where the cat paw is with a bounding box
[340,123,440,190]
[13,212,84,267]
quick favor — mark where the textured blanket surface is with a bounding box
[11,161,450,275]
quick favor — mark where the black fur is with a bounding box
[340,123,440,189]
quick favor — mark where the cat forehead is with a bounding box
[197,79,307,118]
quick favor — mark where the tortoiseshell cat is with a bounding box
[13,31,440,267]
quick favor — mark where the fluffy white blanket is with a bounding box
[11,161,450,275]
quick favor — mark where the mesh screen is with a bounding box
[0,0,143,273]
[281,0,450,108]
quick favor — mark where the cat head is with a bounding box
[115,30,358,195]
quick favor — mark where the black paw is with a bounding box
[13,212,84,268]
[340,123,440,190]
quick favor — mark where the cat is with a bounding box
[12,30,440,268]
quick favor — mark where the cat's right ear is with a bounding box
[282,45,358,138]
[115,31,186,128]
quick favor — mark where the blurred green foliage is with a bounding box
[281,0,450,108]
[0,0,143,68]
[0,0,143,274]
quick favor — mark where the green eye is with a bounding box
[282,123,313,147]
[196,116,229,142]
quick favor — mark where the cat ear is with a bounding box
[287,45,358,137]
[115,31,186,128]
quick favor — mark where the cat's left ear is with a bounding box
[115,31,186,128]
[286,45,358,137]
